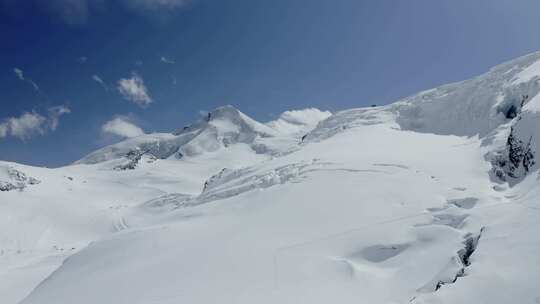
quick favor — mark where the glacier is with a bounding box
[2,52,540,304]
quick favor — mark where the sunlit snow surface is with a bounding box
[3,52,540,304]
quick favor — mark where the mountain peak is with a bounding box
[76,106,297,166]
[208,105,242,118]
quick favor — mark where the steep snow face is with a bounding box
[301,52,540,145]
[392,52,540,137]
[512,57,540,84]
[75,133,186,165]
[302,52,540,182]
[184,104,281,140]
[267,108,332,137]
[302,106,397,143]
[176,105,282,157]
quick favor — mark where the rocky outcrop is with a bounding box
[113,149,157,171]
[0,167,40,192]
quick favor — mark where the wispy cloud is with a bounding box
[13,68,24,80]
[78,56,88,63]
[13,67,40,91]
[48,105,71,130]
[102,116,144,138]
[117,73,153,107]
[0,105,70,140]
[92,74,108,91]
[160,56,175,64]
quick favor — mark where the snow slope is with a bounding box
[3,52,540,304]
[266,108,332,136]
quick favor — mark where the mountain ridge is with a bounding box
[75,106,330,167]
[3,52,540,304]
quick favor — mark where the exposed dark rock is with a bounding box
[491,126,536,181]
[0,182,20,192]
[506,128,535,178]
[0,168,41,192]
[114,149,156,171]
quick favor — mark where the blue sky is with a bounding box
[2,0,540,167]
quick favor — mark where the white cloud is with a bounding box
[8,112,47,139]
[0,106,71,140]
[13,67,40,91]
[117,73,153,107]
[102,116,144,138]
[92,74,108,91]
[0,112,46,140]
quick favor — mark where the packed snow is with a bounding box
[3,52,540,304]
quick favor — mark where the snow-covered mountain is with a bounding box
[2,52,540,304]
